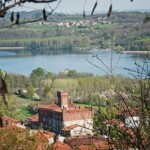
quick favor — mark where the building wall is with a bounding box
[70,126,93,136]
[63,119,93,130]
[39,109,63,131]
[39,108,93,130]
[38,107,93,135]
[48,137,54,144]
[125,116,140,128]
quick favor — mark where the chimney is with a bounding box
[57,91,68,109]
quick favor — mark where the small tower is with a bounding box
[57,91,68,109]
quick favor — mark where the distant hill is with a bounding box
[0,11,150,54]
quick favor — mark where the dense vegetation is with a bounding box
[1,67,139,120]
[0,11,150,55]
[0,126,50,150]
[6,67,135,100]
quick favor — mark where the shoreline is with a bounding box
[0,47,25,50]
[123,51,150,54]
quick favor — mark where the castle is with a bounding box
[38,91,94,137]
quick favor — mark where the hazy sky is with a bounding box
[14,0,150,13]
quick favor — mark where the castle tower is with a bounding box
[57,91,68,109]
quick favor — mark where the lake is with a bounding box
[0,50,148,77]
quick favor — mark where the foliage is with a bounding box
[0,127,49,150]
[31,67,46,78]
[6,68,138,101]
[26,85,35,99]
[20,105,37,118]
[93,60,150,149]
[43,84,51,98]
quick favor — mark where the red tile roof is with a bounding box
[103,119,125,128]
[28,114,39,122]
[62,124,79,131]
[39,104,62,112]
[66,137,109,150]
[39,104,93,113]
[116,108,140,117]
[40,130,54,140]
[0,125,24,130]
[79,141,109,150]
[124,108,140,117]
[1,115,19,125]
[53,141,71,150]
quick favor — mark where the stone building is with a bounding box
[38,91,94,136]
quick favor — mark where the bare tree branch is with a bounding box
[0,0,58,17]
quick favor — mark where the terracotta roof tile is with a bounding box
[39,104,62,112]
[2,115,19,124]
[40,130,54,140]
[0,125,25,131]
[116,108,140,117]
[66,137,109,149]
[53,141,71,150]
[28,114,39,122]
[103,119,125,128]
[39,104,93,113]
[62,124,79,131]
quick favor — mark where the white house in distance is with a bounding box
[124,109,140,128]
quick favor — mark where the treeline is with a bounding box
[6,67,137,105]
[0,33,91,55]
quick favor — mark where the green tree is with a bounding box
[67,70,78,78]
[43,84,51,98]
[30,67,47,87]
[26,85,35,99]
[30,67,46,79]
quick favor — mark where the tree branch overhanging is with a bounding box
[0,0,58,17]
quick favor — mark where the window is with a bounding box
[45,124,48,129]
[59,115,61,120]
[43,117,45,122]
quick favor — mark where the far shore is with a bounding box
[123,51,150,54]
[0,47,25,50]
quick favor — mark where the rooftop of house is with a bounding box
[53,141,71,150]
[2,115,19,124]
[103,119,125,128]
[65,136,109,149]
[27,114,39,122]
[0,124,25,131]
[62,124,79,131]
[116,108,140,117]
[40,130,54,140]
[39,104,92,113]
[124,108,140,117]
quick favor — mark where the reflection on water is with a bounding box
[0,51,17,57]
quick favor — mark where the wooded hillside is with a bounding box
[0,11,150,55]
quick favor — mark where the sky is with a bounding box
[13,0,150,13]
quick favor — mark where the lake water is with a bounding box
[0,50,148,77]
